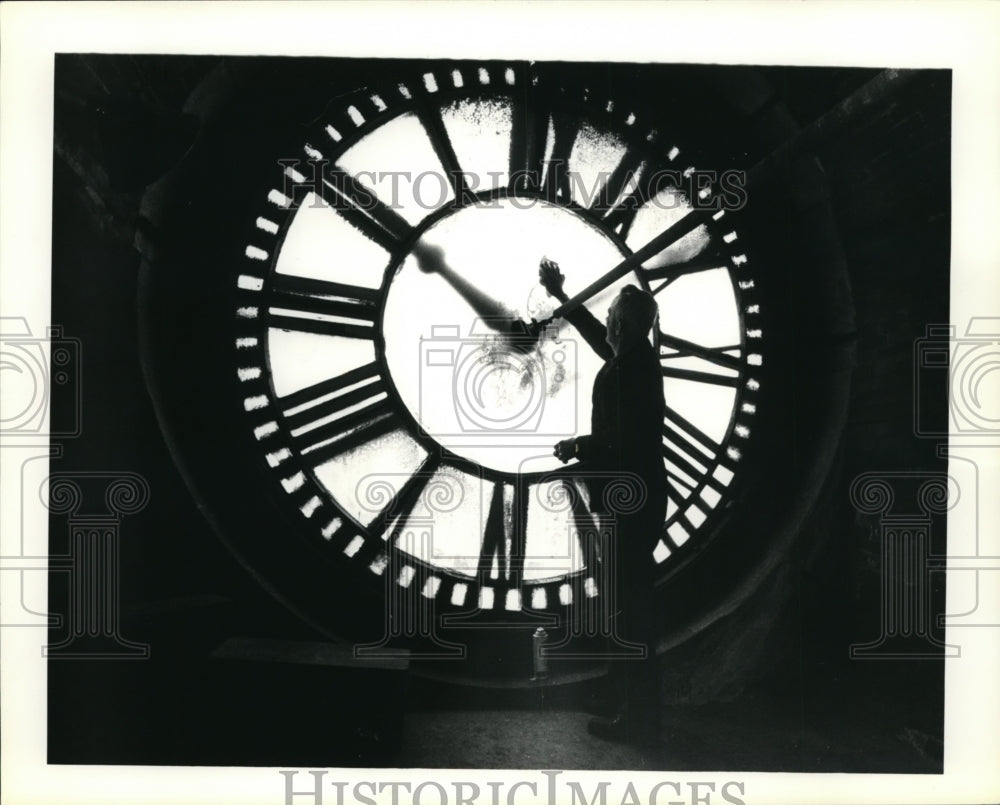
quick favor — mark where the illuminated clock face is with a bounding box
[232,63,762,615]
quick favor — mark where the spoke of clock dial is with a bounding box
[320,167,413,253]
[416,103,470,201]
[267,275,378,340]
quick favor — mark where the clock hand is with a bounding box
[413,240,538,342]
[548,206,715,321]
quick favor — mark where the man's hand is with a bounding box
[553,437,577,463]
[539,257,568,302]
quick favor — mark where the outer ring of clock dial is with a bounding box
[232,62,763,615]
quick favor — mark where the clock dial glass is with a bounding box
[382,198,633,476]
[233,63,761,609]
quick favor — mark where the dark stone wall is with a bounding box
[654,68,949,769]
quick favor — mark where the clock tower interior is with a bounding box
[47,55,950,771]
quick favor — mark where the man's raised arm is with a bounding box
[538,258,613,361]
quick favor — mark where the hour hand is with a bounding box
[412,240,525,337]
[413,241,447,274]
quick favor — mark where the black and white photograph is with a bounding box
[2,3,999,805]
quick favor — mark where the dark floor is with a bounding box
[47,618,944,772]
[47,648,943,772]
[397,697,943,772]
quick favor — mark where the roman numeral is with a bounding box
[508,75,547,194]
[508,478,530,584]
[266,275,379,340]
[602,166,693,240]
[280,361,380,428]
[281,364,398,465]
[477,482,509,584]
[662,409,726,496]
[476,479,530,588]
[317,167,413,252]
[509,86,577,200]
[602,169,657,238]
[590,150,645,218]
[664,405,723,456]
[416,103,471,202]
[542,111,578,203]
[644,251,728,295]
[659,331,742,382]
[660,365,741,388]
[567,479,601,574]
[366,454,442,542]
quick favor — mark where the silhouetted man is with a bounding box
[541,258,666,745]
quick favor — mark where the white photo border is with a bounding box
[2,2,999,804]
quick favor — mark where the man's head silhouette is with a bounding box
[606,286,658,355]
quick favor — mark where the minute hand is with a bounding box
[550,207,714,319]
